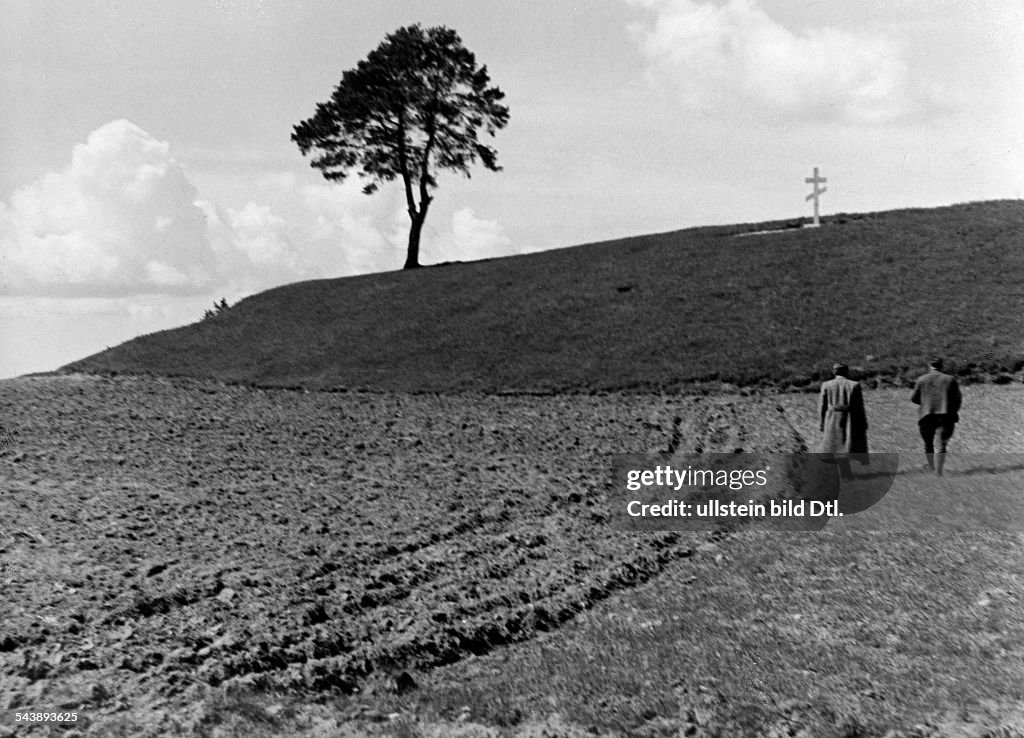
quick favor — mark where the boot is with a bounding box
[936,452,945,477]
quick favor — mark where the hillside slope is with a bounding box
[63,200,1024,391]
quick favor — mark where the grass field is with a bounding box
[61,200,1024,392]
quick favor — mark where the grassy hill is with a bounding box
[63,200,1024,392]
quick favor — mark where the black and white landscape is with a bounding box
[3,3,1024,736]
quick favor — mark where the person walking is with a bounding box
[911,357,962,476]
[819,362,869,477]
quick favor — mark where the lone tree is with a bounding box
[292,25,509,270]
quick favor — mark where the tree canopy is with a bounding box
[292,24,509,269]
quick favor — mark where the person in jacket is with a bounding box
[911,357,962,476]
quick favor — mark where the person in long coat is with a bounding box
[819,363,868,475]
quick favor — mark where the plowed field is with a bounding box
[1,377,1022,736]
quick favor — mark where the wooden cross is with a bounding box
[805,167,827,227]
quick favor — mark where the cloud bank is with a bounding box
[0,120,514,298]
[1,120,215,295]
[627,0,919,123]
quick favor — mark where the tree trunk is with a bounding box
[404,214,424,269]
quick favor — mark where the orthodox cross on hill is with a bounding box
[805,167,827,227]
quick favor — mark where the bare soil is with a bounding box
[1,376,1022,736]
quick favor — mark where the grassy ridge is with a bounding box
[63,200,1024,391]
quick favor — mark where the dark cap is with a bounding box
[832,362,849,376]
[928,356,944,369]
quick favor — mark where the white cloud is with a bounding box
[1,120,217,296]
[425,207,514,263]
[298,180,405,274]
[627,0,918,123]
[226,202,300,272]
[0,121,393,298]
[0,120,519,302]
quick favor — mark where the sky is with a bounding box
[2,0,1023,378]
